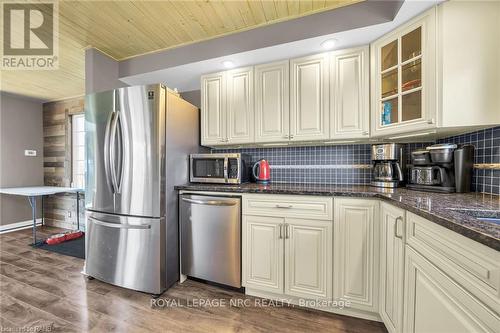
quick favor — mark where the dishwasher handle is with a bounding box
[181,197,238,206]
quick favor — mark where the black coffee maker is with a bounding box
[407,144,474,193]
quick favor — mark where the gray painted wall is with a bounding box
[181,90,201,108]
[0,93,44,226]
[85,48,128,94]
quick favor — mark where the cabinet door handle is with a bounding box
[362,131,369,135]
[285,223,290,239]
[275,204,293,209]
[428,118,435,125]
[394,216,403,239]
[283,135,289,139]
[279,224,283,239]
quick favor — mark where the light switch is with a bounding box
[24,150,37,157]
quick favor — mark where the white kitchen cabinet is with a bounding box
[333,198,379,314]
[403,246,500,333]
[371,8,436,137]
[290,53,330,141]
[254,61,290,143]
[330,46,369,139]
[201,72,226,145]
[242,215,284,294]
[201,67,254,146]
[242,195,333,301]
[285,218,332,300]
[379,203,406,333]
[371,2,500,138]
[236,192,500,328]
[226,67,254,144]
[405,211,500,316]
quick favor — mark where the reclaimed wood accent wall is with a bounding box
[43,97,85,230]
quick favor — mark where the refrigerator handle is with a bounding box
[109,111,120,194]
[88,216,151,230]
[114,90,124,193]
[103,111,115,194]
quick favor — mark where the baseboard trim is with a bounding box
[0,219,42,234]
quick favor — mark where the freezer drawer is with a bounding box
[85,212,166,294]
[180,194,241,288]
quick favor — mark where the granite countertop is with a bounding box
[175,183,500,251]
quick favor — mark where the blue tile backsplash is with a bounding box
[214,126,500,195]
[216,145,372,185]
[436,126,500,195]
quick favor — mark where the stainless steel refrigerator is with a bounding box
[83,84,199,295]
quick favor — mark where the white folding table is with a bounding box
[0,186,83,244]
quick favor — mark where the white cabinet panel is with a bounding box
[201,72,225,145]
[243,215,284,293]
[380,203,406,333]
[255,61,290,143]
[403,247,500,333]
[333,198,379,313]
[285,218,332,300]
[226,67,254,143]
[406,212,500,314]
[243,194,333,221]
[330,46,369,139]
[290,53,329,141]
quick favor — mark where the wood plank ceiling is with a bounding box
[1,0,361,101]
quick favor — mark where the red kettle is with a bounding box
[252,159,271,183]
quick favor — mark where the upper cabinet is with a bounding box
[370,2,500,138]
[226,67,254,144]
[201,68,254,146]
[330,46,370,139]
[290,53,330,142]
[200,2,500,146]
[201,72,226,145]
[254,61,290,143]
[371,9,436,137]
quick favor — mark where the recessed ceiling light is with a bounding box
[222,60,235,69]
[321,39,338,50]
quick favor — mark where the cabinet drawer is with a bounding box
[243,194,333,221]
[406,212,500,313]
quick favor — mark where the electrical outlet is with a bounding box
[24,150,37,157]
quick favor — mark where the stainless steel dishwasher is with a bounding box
[180,194,241,288]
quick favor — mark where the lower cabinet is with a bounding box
[243,215,284,294]
[403,246,500,333]
[333,198,380,314]
[243,214,332,301]
[285,218,332,300]
[240,195,500,331]
[379,203,406,333]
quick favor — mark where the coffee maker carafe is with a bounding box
[371,144,405,188]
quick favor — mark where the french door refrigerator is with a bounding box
[84,84,199,295]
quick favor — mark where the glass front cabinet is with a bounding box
[370,8,437,137]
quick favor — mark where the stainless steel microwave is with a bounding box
[190,153,251,184]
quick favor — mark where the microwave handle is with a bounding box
[223,158,228,182]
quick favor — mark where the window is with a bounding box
[72,114,85,188]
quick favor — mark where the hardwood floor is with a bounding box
[0,226,387,333]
